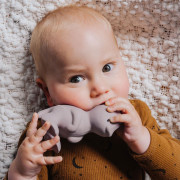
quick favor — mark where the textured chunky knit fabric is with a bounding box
[1,1,180,179]
[4,100,180,180]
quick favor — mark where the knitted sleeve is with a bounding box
[130,100,180,180]
[4,120,49,180]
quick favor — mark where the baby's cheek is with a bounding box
[67,97,93,111]
[54,92,89,109]
[56,94,79,105]
[123,81,130,96]
[70,98,91,110]
[115,81,129,98]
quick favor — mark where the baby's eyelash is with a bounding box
[102,63,114,72]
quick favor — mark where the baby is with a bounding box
[6,5,180,180]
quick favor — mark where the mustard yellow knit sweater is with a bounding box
[5,100,180,180]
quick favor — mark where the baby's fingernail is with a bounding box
[105,100,111,106]
[55,136,60,140]
[106,107,112,112]
[44,122,50,127]
[58,156,63,161]
[32,113,38,121]
[105,101,110,105]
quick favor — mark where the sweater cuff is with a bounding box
[130,127,176,176]
[130,127,155,161]
[130,126,169,169]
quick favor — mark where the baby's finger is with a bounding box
[26,113,38,137]
[110,114,131,124]
[35,135,60,153]
[106,103,131,114]
[37,155,63,165]
[29,122,51,144]
[44,155,63,165]
[106,97,127,106]
[35,122,51,139]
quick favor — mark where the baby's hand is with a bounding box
[8,113,62,180]
[106,97,150,154]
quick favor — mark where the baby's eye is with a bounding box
[70,75,84,83]
[102,63,113,72]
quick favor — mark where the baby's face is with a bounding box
[42,23,129,111]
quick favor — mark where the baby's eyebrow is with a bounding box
[63,66,86,74]
[101,57,119,65]
[101,59,112,65]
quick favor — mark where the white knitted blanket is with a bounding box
[0,0,180,179]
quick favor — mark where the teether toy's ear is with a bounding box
[40,118,61,153]
[39,107,64,153]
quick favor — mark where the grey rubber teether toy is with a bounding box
[38,105,120,153]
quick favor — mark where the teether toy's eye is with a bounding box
[70,75,84,83]
[102,63,113,72]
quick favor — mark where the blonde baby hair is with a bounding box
[30,5,114,80]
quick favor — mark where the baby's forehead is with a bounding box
[42,7,111,37]
[44,17,112,56]
[40,9,110,53]
[31,6,113,79]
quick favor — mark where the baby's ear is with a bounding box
[36,78,54,107]
[36,78,45,90]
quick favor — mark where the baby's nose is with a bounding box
[90,83,109,98]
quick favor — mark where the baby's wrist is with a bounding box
[8,159,37,180]
[127,127,151,154]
